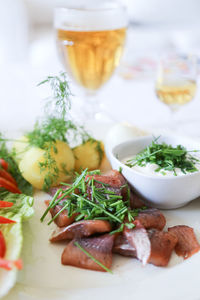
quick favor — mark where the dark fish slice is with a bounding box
[50,220,112,243]
[86,170,128,200]
[86,170,126,187]
[114,227,176,267]
[61,234,115,272]
[48,185,68,197]
[148,229,178,267]
[113,233,136,257]
[168,225,200,259]
[45,200,78,228]
[130,192,146,209]
[86,185,122,202]
[124,221,151,266]
[135,208,166,230]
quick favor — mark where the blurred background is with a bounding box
[1,0,200,135]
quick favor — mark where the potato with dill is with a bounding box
[19,140,75,190]
[73,139,104,172]
[13,136,29,162]
[14,73,106,189]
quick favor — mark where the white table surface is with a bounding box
[1,30,200,300]
[0,30,200,138]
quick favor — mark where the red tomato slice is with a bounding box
[0,231,6,258]
[0,177,21,194]
[0,258,23,270]
[0,201,13,208]
[0,216,16,224]
[0,258,12,270]
[14,259,23,270]
[0,169,17,186]
[0,159,8,171]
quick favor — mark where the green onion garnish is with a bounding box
[74,241,113,274]
[126,137,200,176]
[41,169,140,234]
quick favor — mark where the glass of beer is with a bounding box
[155,54,197,113]
[54,2,127,120]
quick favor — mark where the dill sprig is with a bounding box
[126,137,200,176]
[38,72,72,119]
[41,169,138,233]
[25,73,94,190]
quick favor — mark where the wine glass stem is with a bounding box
[83,90,100,119]
[80,91,117,123]
[168,105,179,131]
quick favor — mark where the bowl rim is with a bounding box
[109,135,200,181]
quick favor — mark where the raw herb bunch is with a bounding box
[38,72,72,119]
[26,73,93,190]
[126,137,200,176]
[27,73,92,150]
[41,169,140,234]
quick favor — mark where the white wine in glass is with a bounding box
[54,3,127,119]
[155,54,197,112]
[57,28,126,91]
[156,79,197,106]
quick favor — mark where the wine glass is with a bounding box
[54,2,128,120]
[155,53,197,113]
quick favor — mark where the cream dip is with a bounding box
[122,155,200,177]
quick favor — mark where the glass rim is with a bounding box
[54,3,128,30]
[159,52,197,61]
[54,4,127,14]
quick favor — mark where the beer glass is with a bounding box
[54,2,127,120]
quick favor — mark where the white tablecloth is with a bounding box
[0,30,200,138]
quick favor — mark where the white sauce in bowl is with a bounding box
[122,155,200,177]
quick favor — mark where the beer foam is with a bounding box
[54,6,128,31]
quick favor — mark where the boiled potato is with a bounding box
[73,140,104,172]
[12,136,29,162]
[19,140,75,189]
[98,142,111,172]
[99,154,112,173]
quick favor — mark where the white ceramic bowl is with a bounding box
[107,135,200,209]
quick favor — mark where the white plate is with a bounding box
[3,124,200,300]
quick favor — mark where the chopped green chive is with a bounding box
[126,137,200,175]
[42,169,140,234]
[74,241,113,274]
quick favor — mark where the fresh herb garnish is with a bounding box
[126,137,200,175]
[25,72,94,190]
[41,169,138,233]
[38,72,73,118]
[74,241,113,274]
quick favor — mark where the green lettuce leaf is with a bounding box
[0,193,34,298]
[0,135,33,196]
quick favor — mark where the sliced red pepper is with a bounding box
[0,169,17,186]
[0,177,21,194]
[13,258,23,270]
[0,258,23,270]
[0,231,6,258]
[0,216,16,224]
[0,258,12,270]
[0,201,13,208]
[0,159,8,171]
